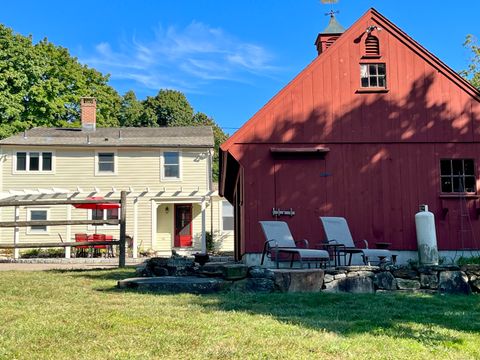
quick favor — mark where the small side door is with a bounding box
[174,204,193,247]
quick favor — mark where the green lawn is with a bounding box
[0,269,479,360]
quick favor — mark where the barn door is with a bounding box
[174,204,193,247]
[273,156,327,244]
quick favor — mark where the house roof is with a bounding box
[0,126,214,148]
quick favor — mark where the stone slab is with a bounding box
[323,275,374,293]
[222,264,248,280]
[271,269,324,292]
[117,276,226,294]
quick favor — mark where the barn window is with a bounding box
[360,63,386,88]
[440,159,476,193]
[365,35,380,57]
[222,200,234,231]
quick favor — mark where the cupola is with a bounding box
[314,11,345,55]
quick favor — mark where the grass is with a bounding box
[0,269,479,360]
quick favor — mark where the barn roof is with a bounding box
[221,7,480,153]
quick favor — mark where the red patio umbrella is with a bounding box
[73,197,121,233]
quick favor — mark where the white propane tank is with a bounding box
[415,204,439,265]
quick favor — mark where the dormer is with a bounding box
[314,12,345,56]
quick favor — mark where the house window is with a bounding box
[360,63,386,88]
[440,159,476,193]
[91,208,119,221]
[28,209,48,233]
[222,200,234,231]
[97,152,115,173]
[163,152,180,179]
[15,151,53,172]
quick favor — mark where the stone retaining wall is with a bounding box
[135,257,480,294]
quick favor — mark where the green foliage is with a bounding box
[205,231,214,253]
[142,89,193,127]
[20,248,64,258]
[192,112,229,181]
[457,256,480,265]
[0,23,228,180]
[461,35,480,89]
[0,24,121,137]
[119,90,144,126]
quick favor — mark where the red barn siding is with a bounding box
[220,8,480,259]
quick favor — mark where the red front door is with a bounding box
[174,204,193,247]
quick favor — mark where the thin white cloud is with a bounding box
[80,21,281,94]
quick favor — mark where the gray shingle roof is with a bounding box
[0,126,214,148]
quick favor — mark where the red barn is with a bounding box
[219,8,480,265]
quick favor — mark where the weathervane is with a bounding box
[325,9,339,18]
[320,0,339,17]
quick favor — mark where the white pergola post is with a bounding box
[65,205,71,258]
[13,206,19,259]
[133,197,138,258]
[201,200,207,254]
[151,200,157,251]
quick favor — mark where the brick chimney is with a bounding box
[80,97,96,131]
[314,12,345,55]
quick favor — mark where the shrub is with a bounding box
[457,256,480,265]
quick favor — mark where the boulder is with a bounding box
[323,279,341,293]
[461,264,480,276]
[117,276,226,294]
[245,278,275,293]
[342,276,375,293]
[323,274,334,283]
[374,272,397,290]
[438,271,471,294]
[470,279,480,292]
[420,273,438,289]
[323,276,374,293]
[143,257,195,277]
[271,269,324,292]
[392,268,419,279]
[396,278,421,290]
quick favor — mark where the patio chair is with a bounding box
[74,233,89,257]
[319,217,397,266]
[259,221,330,269]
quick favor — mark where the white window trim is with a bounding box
[95,150,118,176]
[221,200,234,233]
[87,208,120,230]
[161,150,182,182]
[26,208,50,235]
[13,150,56,174]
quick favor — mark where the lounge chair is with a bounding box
[259,221,330,268]
[319,217,397,265]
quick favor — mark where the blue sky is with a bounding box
[1,1,479,132]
